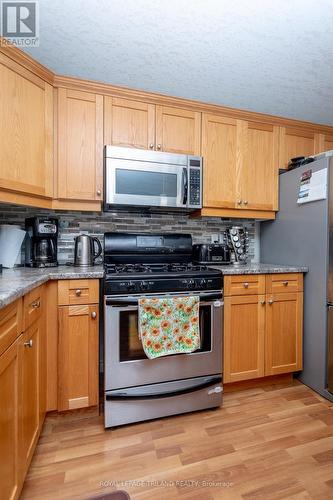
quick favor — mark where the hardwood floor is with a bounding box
[21,380,333,500]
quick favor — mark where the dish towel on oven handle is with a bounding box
[138,295,200,359]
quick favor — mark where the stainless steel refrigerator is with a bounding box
[261,153,333,402]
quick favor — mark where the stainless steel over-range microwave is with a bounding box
[104,146,202,211]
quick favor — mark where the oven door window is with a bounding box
[118,303,212,362]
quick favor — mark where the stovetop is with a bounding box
[105,262,214,277]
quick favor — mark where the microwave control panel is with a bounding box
[189,167,201,207]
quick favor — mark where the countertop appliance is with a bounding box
[74,234,102,267]
[104,146,202,211]
[261,153,333,402]
[25,217,58,268]
[192,243,231,265]
[103,232,223,427]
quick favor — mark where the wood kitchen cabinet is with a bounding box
[0,336,20,500]
[155,105,201,155]
[0,52,53,205]
[104,97,155,150]
[201,114,279,214]
[104,99,201,155]
[56,88,103,204]
[223,273,303,383]
[224,294,265,383]
[279,126,317,169]
[57,280,99,411]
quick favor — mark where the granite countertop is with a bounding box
[0,265,104,310]
[210,262,308,275]
[0,262,308,310]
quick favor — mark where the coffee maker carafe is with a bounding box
[25,217,58,267]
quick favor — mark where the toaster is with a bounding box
[192,243,231,265]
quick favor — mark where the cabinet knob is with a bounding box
[32,300,40,309]
[149,143,154,149]
[91,311,97,319]
[243,200,248,205]
[96,189,102,196]
[24,339,33,348]
[260,300,266,305]
[237,200,242,205]
[156,144,161,150]
[75,289,82,296]
[243,282,249,288]
[283,281,289,286]
[268,299,274,305]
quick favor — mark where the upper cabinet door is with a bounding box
[104,97,155,150]
[0,55,53,198]
[156,105,201,155]
[57,89,103,201]
[201,114,238,208]
[279,126,317,169]
[240,122,279,211]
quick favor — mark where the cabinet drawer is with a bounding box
[266,274,303,294]
[224,275,265,296]
[24,286,44,330]
[0,299,23,356]
[58,279,99,305]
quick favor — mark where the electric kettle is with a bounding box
[74,234,102,266]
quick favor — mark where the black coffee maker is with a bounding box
[25,217,58,267]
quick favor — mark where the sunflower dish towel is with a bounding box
[138,296,200,359]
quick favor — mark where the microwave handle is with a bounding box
[182,167,188,205]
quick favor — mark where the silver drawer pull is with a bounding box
[24,339,33,348]
[243,282,249,288]
[91,311,97,319]
[75,289,82,296]
[32,300,40,309]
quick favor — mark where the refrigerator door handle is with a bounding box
[327,306,333,394]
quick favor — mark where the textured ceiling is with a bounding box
[23,0,333,125]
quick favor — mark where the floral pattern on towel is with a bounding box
[138,296,200,359]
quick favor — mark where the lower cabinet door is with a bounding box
[20,321,41,475]
[224,295,265,383]
[0,337,20,500]
[265,292,303,375]
[58,305,99,411]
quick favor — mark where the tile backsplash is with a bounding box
[0,204,259,264]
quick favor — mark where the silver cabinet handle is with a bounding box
[75,289,82,296]
[32,300,40,309]
[24,339,33,348]
[91,311,97,319]
[260,300,266,305]
[268,299,274,305]
[237,200,242,205]
[282,281,289,286]
[149,143,154,149]
[243,200,248,205]
[243,282,249,288]
[156,144,161,150]
[96,189,102,196]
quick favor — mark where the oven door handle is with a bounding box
[105,291,223,306]
[106,376,222,400]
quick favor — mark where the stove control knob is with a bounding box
[199,278,207,288]
[127,281,136,291]
[188,279,195,289]
[139,280,149,291]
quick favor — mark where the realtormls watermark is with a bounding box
[100,479,233,489]
[0,0,39,47]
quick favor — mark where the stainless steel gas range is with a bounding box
[103,233,223,427]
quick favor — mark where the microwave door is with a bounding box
[105,159,185,208]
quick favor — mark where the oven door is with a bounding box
[104,158,188,208]
[104,291,223,390]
